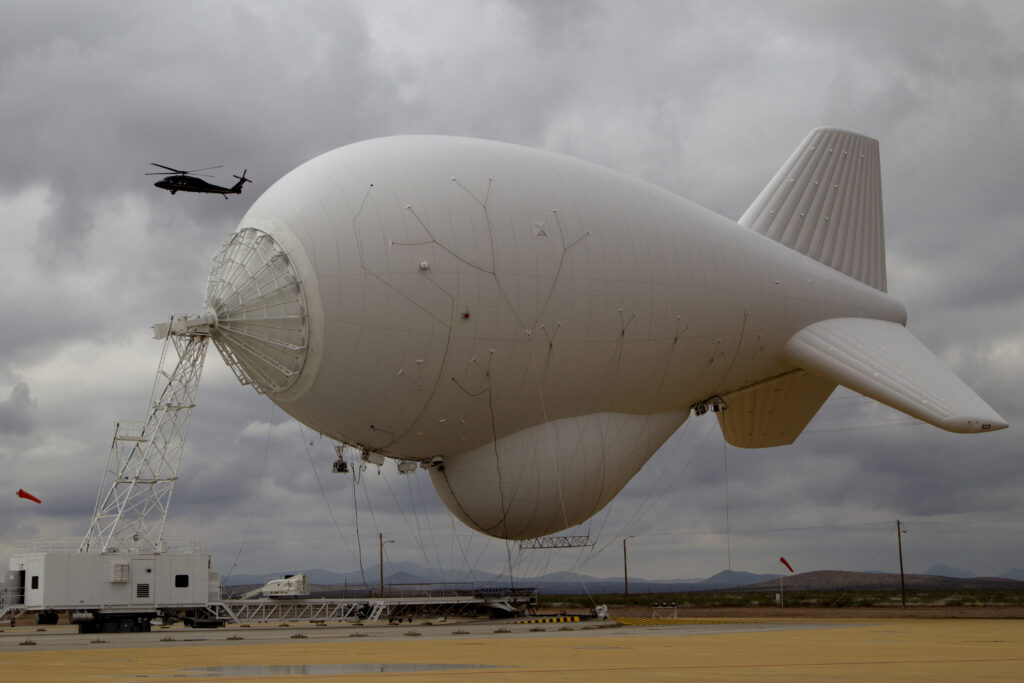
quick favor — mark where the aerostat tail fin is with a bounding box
[740,128,887,292]
[784,318,1007,434]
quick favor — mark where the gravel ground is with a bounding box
[603,605,1024,619]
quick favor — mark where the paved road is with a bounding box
[2,616,1023,681]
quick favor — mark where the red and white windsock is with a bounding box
[779,556,794,573]
[16,488,41,504]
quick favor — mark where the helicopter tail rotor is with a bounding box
[230,170,252,194]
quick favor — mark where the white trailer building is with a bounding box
[5,546,219,631]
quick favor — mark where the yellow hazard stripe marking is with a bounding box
[512,616,581,624]
[614,617,762,626]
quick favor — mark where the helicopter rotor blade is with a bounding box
[150,162,187,174]
[148,163,222,176]
[145,171,215,178]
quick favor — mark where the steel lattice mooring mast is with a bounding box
[77,228,307,554]
[3,231,309,631]
[79,315,215,553]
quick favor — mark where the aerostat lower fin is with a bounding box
[784,318,1007,434]
[717,371,836,448]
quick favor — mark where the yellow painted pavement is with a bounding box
[1,619,1023,682]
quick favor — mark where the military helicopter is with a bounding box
[147,164,251,197]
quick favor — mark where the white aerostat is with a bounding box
[194,128,1006,540]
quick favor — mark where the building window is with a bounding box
[110,563,130,583]
[30,576,39,590]
[175,574,189,588]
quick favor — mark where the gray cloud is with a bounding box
[0,0,1021,581]
[0,383,39,435]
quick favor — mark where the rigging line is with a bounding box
[518,535,556,582]
[719,309,750,385]
[357,473,422,592]
[399,471,428,565]
[533,317,642,555]
[524,325,625,591]
[381,473,432,568]
[804,418,920,433]
[582,581,601,610]
[448,502,463,585]
[572,317,692,564]
[526,339,572,533]
[899,531,982,608]
[461,533,490,584]
[821,396,879,406]
[478,386,513,540]
[223,401,276,584]
[478,542,513,587]
[614,417,709,540]
[586,417,716,566]
[591,333,632,500]
[891,519,1024,527]
[520,305,681,583]
[207,514,910,550]
[569,495,618,576]
[567,350,695,578]
[409,473,442,578]
[412,471,448,584]
[643,520,894,535]
[723,438,732,589]
[561,545,600,609]
[404,473,437,574]
[356,466,380,533]
[296,425,368,590]
[863,523,897,573]
[450,513,472,587]
[562,415,647,578]
[350,461,370,590]
[608,422,688,540]
[898,525,944,571]
[480,536,521,589]
[355,463,389,590]
[518,548,542,584]
[505,538,516,590]
[531,371,660,581]
[462,526,499,585]
[478,393,520,590]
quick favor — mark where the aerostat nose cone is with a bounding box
[204,227,309,394]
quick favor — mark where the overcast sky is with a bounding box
[1,0,1022,587]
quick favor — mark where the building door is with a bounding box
[131,559,156,605]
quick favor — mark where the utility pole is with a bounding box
[897,520,906,608]
[379,533,393,598]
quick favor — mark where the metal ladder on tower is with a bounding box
[79,314,215,553]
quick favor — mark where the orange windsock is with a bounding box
[779,556,794,573]
[16,489,41,504]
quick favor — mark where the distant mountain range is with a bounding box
[746,569,1024,592]
[924,564,976,578]
[220,562,1024,594]
[220,564,780,594]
